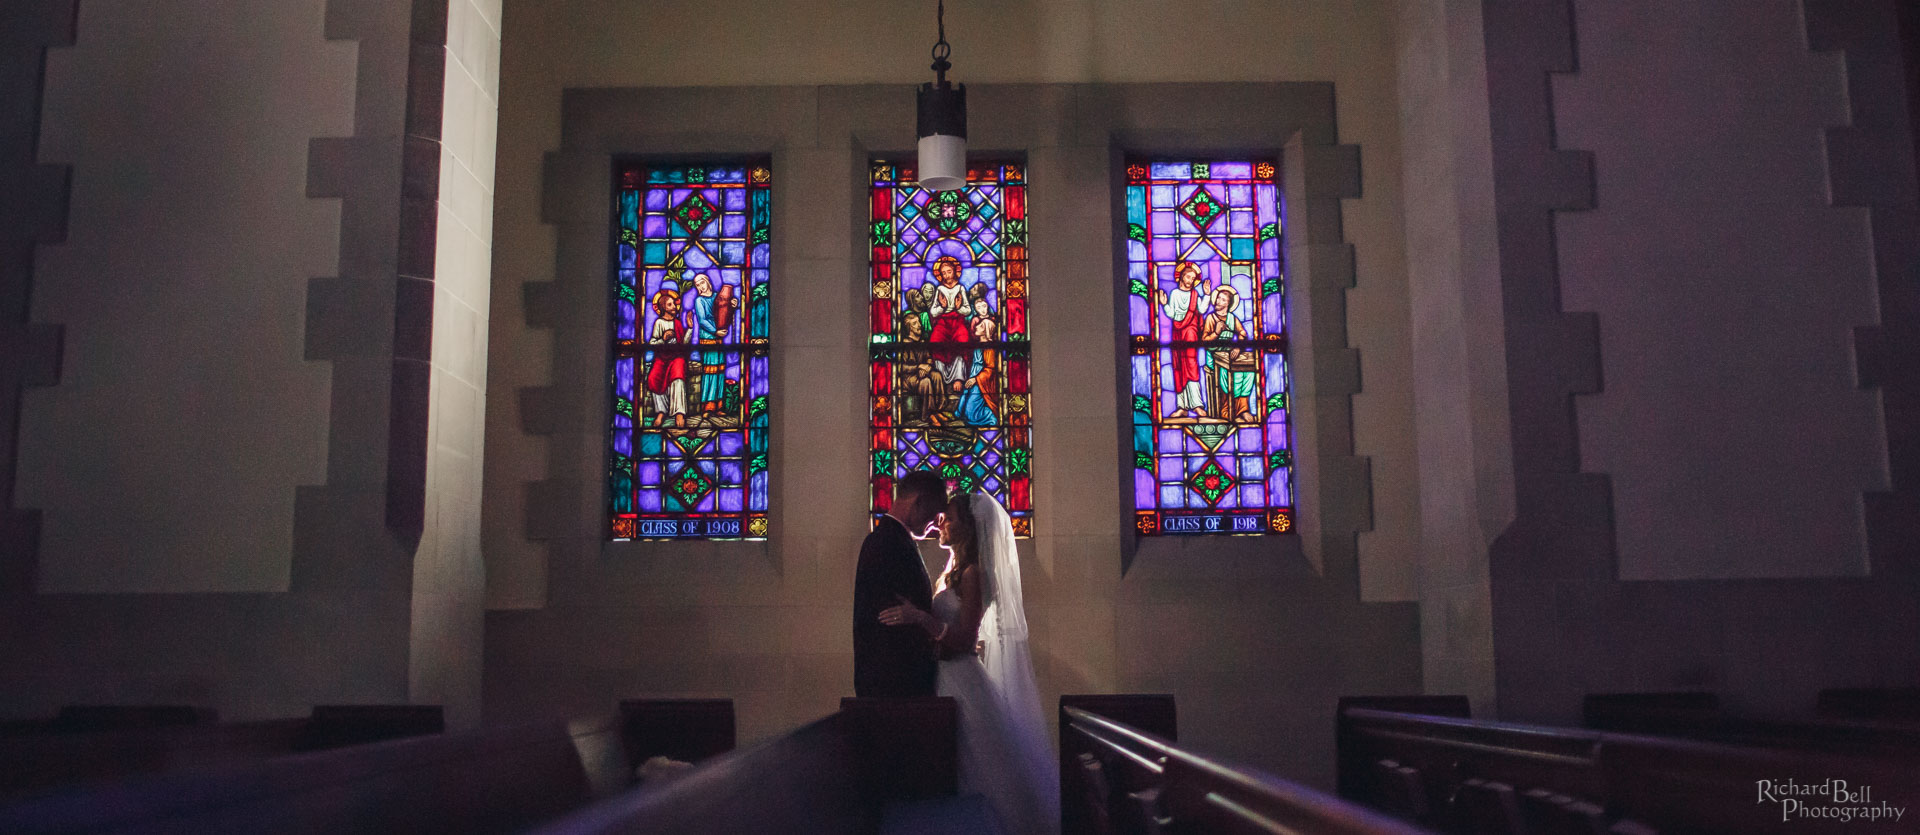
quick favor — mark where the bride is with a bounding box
[880,492,1060,833]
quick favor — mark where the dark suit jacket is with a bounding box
[853,515,937,697]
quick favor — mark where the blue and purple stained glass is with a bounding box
[1126,159,1294,536]
[869,161,1033,538]
[609,162,771,541]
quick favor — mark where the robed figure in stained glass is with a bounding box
[926,255,972,381]
[646,285,690,428]
[1157,262,1208,420]
[688,272,739,416]
[955,297,1000,426]
[1203,285,1259,423]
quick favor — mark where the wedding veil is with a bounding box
[965,492,1060,829]
[972,492,1027,647]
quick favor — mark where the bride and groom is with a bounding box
[853,470,1060,833]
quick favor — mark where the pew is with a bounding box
[0,705,220,738]
[618,698,735,768]
[1339,703,1920,834]
[1060,694,1177,835]
[1335,696,1471,820]
[1581,692,1718,729]
[0,712,629,834]
[1583,691,1920,758]
[1063,696,1428,835]
[0,704,443,801]
[531,696,971,835]
[1816,687,1920,723]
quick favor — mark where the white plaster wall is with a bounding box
[19,0,353,593]
[1551,0,1888,580]
[410,0,502,730]
[484,0,1421,609]
[1393,0,1505,709]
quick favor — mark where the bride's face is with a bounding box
[936,511,951,547]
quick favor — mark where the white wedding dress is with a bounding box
[933,493,1060,834]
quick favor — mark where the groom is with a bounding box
[852,470,947,697]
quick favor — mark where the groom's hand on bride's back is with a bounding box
[877,594,931,631]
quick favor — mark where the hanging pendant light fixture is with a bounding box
[916,0,966,192]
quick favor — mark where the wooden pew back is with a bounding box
[1340,704,1920,834]
[1583,691,1920,758]
[0,714,625,835]
[1817,687,1920,722]
[0,705,218,739]
[618,698,735,766]
[530,716,866,835]
[1064,703,1428,835]
[0,705,444,801]
[533,697,960,835]
[1060,694,1176,835]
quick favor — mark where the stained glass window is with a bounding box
[608,161,772,541]
[1126,159,1294,536]
[868,161,1034,537]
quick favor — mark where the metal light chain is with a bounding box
[931,0,952,81]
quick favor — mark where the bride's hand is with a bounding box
[878,595,933,631]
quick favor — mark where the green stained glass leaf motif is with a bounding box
[1001,218,1028,246]
[620,228,639,247]
[752,283,770,301]
[1128,223,1147,242]
[615,397,634,418]
[1261,278,1282,297]
[1135,451,1153,470]
[1132,395,1152,414]
[1129,278,1150,298]
[1258,222,1279,241]
[871,220,892,246]
[930,190,975,235]
[940,462,962,479]
[752,227,770,244]
[750,395,769,418]
[1269,450,1292,470]
[1187,458,1234,505]
[1267,393,1287,412]
[872,449,896,477]
[1008,448,1031,476]
[751,453,769,474]
[619,283,636,303]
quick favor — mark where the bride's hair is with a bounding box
[938,493,980,597]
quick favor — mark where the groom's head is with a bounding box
[893,470,949,538]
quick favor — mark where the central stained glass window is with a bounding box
[1126,159,1295,536]
[868,161,1033,537]
[608,161,771,541]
